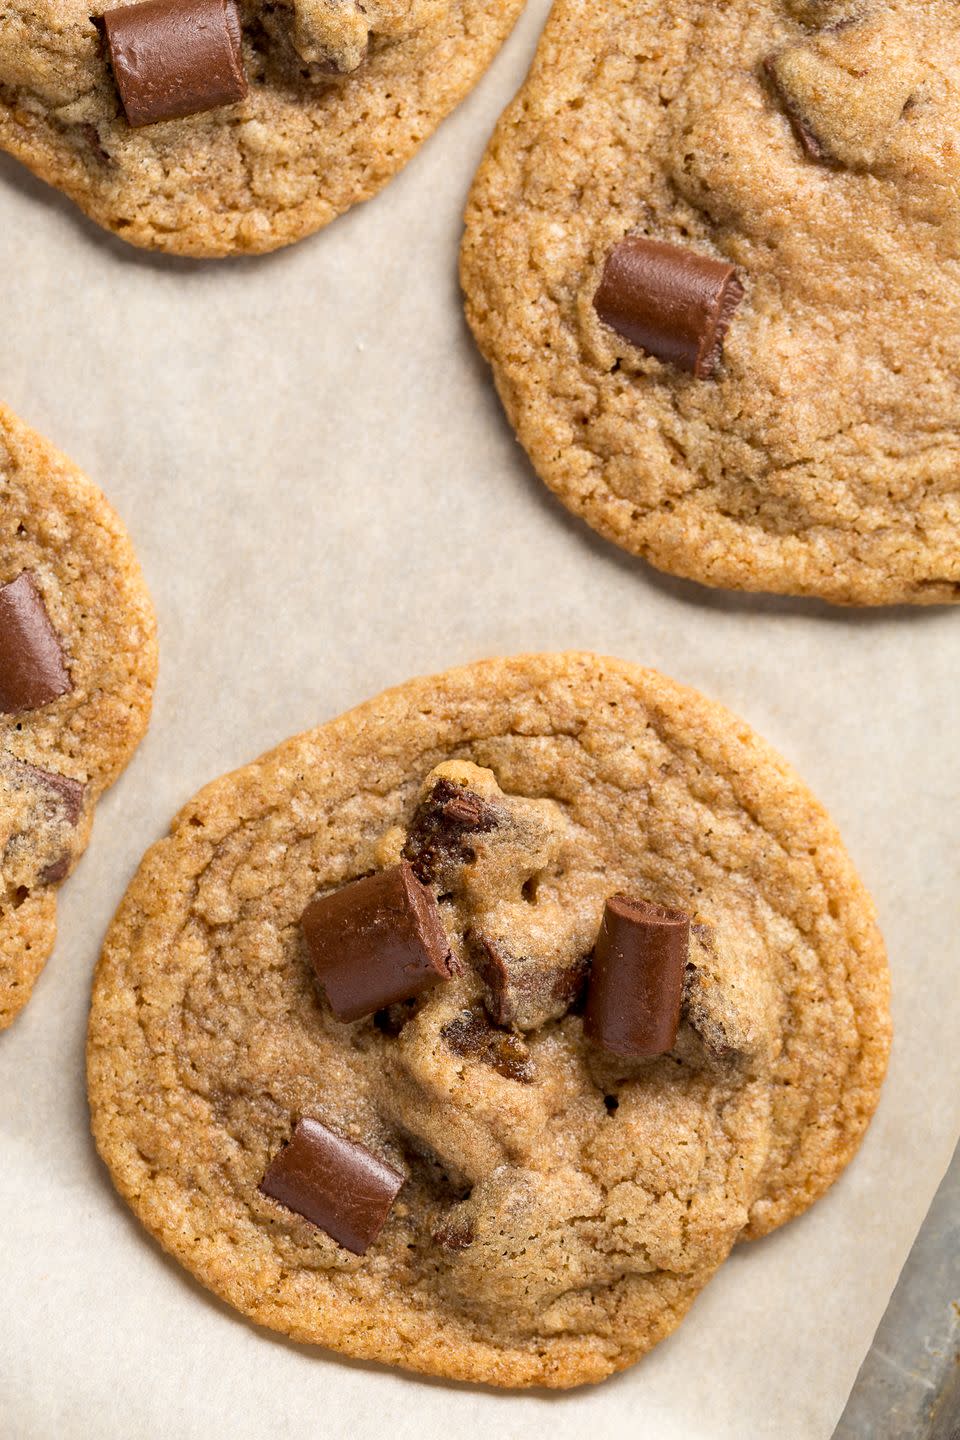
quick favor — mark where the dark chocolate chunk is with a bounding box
[0,573,72,715]
[473,933,588,1032]
[26,765,85,884]
[259,1118,403,1255]
[79,121,111,162]
[584,896,691,1059]
[13,762,85,826]
[103,0,247,128]
[2,759,85,887]
[594,236,744,379]
[402,779,500,885]
[441,1007,534,1084]
[432,1216,475,1251]
[764,55,827,159]
[302,861,458,1022]
[39,854,72,885]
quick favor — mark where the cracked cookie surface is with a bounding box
[0,0,525,256]
[0,404,156,1028]
[461,0,960,605]
[87,654,889,1386]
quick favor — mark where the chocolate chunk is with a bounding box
[0,573,72,715]
[584,896,691,1059]
[594,236,744,379]
[39,854,71,885]
[764,56,827,160]
[432,1216,475,1251]
[402,779,500,886]
[2,759,85,887]
[79,122,111,162]
[12,762,85,826]
[474,933,588,1032]
[441,1008,534,1084]
[26,765,85,884]
[103,0,247,129]
[302,861,459,1022]
[259,1118,403,1255]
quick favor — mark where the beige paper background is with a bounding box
[0,4,958,1436]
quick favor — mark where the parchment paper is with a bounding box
[1,5,958,1436]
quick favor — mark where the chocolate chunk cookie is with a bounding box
[0,0,525,256]
[461,0,960,605]
[1,405,156,1028]
[88,655,889,1386]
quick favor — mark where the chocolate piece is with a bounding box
[27,765,85,884]
[432,1216,475,1251]
[80,121,111,162]
[259,1118,403,1255]
[594,236,744,379]
[39,854,72,885]
[2,759,85,888]
[441,1008,534,1084]
[103,0,247,129]
[584,896,691,1059]
[764,56,827,160]
[0,573,72,714]
[474,933,588,1032]
[302,861,458,1022]
[14,762,86,827]
[402,779,500,885]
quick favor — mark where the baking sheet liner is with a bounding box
[1,4,958,1436]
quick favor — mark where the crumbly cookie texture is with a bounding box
[0,405,156,1028]
[461,0,960,605]
[88,654,889,1387]
[0,0,525,256]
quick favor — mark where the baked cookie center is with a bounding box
[283,760,780,1322]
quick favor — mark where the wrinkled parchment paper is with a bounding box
[1,5,958,1436]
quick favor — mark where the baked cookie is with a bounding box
[88,654,889,1386]
[0,0,526,257]
[1,405,156,1029]
[461,0,960,605]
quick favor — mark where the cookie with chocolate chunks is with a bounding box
[89,656,889,1386]
[0,0,525,255]
[1,405,156,1029]
[462,0,960,604]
